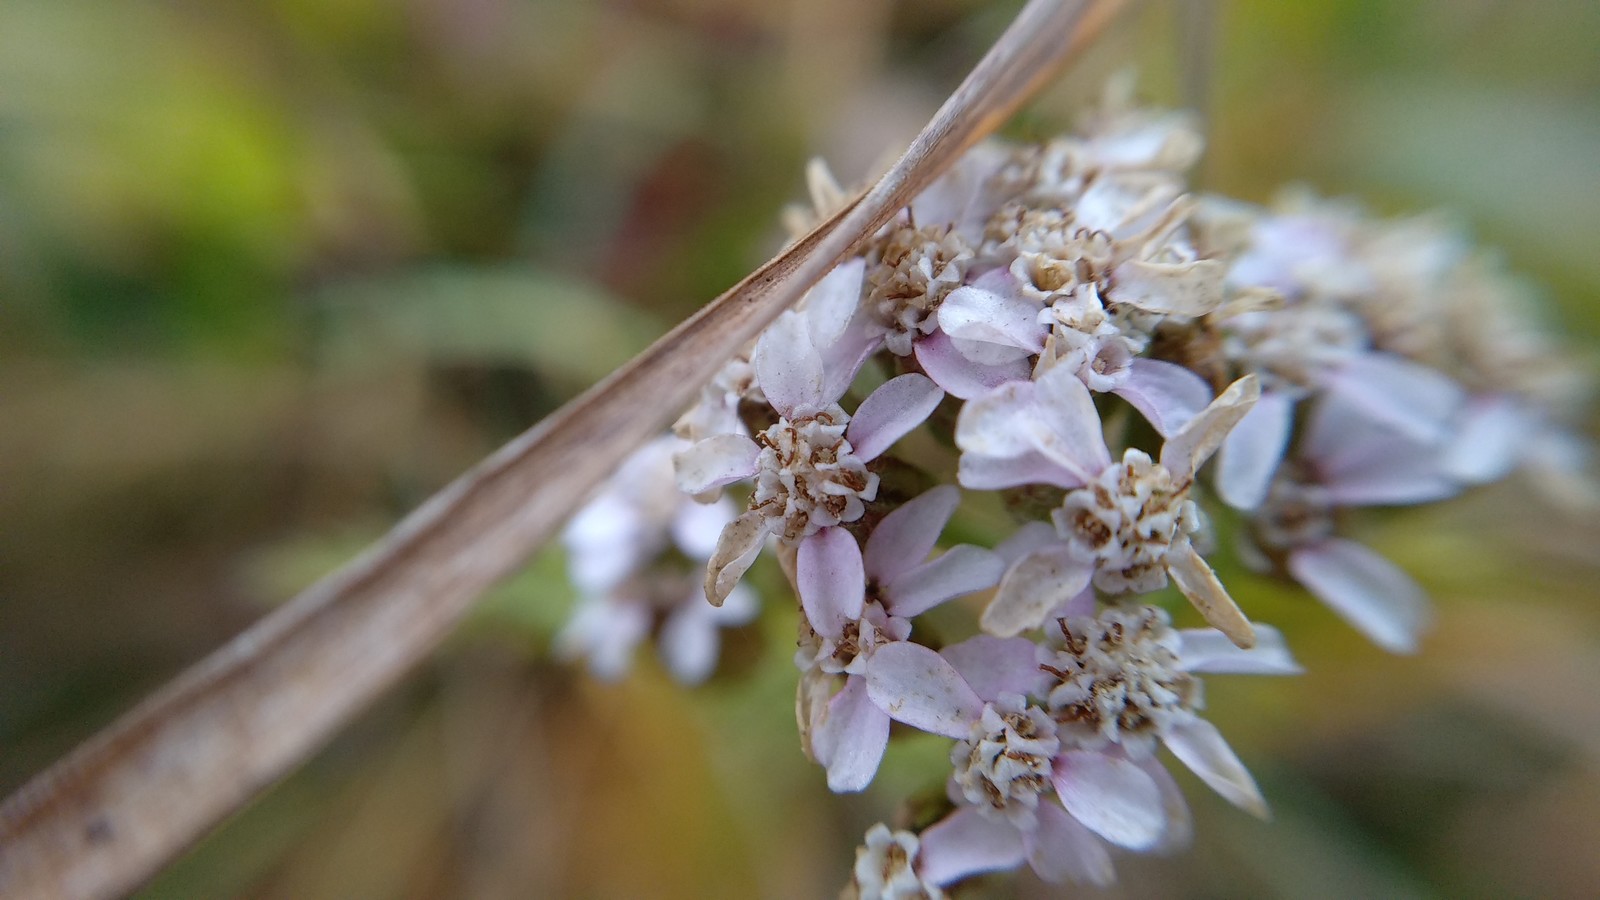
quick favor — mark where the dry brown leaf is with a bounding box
[0,2,1125,897]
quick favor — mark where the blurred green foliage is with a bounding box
[2,1,1598,898]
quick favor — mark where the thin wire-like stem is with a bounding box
[0,2,1124,897]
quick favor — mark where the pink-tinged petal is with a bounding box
[917,808,1027,886]
[847,373,944,462]
[994,521,1058,566]
[864,642,984,738]
[810,676,890,793]
[752,310,825,417]
[981,545,1095,638]
[797,527,865,639]
[1288,539,1431,654]
[940,635,1051,701]
[955,379,1042,459]
[820,303,883,404]
[1444,395,1528,484]
[1215,390,1294,510]
[938,284,1046,354]
[1306,392,1459,506]
[1028,802,1115,886]
[1110,259,1226,316]
[1162,718,1269,818]
[864,485,960,584]
[1056,584,1096,618]
[704,511,766,606]
[659,602,720,685]
[1177,625,1299,675]
[1114,358,1214,438]
[1160,374,1260,477]
[803,258,865,349]
[1032,364,1114,477]
[1166,543,1255,649]
[1052,751,1168,850]
[1327,352,1465,443]
[957,450,1083,491]
[915,330,1032,400]
[1136,756,1194,853]
[673,435,760,495]
[884,545,1005,618]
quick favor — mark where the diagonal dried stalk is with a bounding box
[0,1,1125,896]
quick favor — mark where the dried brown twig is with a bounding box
[0,2,1125,896]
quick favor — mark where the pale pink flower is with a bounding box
[796,487,1004,792]
[673,261,945,605]
[863,635,1165,886]
[1239,390,1463,653]
[957,365,1261,644]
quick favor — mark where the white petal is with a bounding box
[864,642,983,738]
[1052,750,1168,850]
[670,496,739,560]
[1160,373,1261,477]
[1162,718,1269,818]
[1327,352,1465,443]
[1138,757,1194,853]
[1443,395,1528,484]
[811,676,890,793]
[1028,802,1115,886]
[1214,390,1294,510]
[1306,392,1460,506]
[1031,363,1114,478]
[915,330,1031,400]
[917,808,1026,887]
[940,635,1051,701]
[555,597,650,681]
[994,521,1059,566]
[981,545,1095,638]
[1166,543,1255,649]
[673,435,760,495]
[846,373,944,462]
[1177,625,1301,675]
[709,582,760,625]
[753,310,825,417]
[803,257,866,349]
[938,284,1046,353]
[955,379,1043,459]
[704,511,766,606]
[1110,259,1225,316]
[1114,358,1214,438]
[796,527,865,639]
[659,603,720,685]
[864,485,960,584]
[957,450,1083,491]
[884,545,1005,619]
[1288,539,1431,653]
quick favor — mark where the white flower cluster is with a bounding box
[558,83,1591,894]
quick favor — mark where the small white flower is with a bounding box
[846,824,946,900]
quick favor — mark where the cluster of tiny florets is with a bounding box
[560,79,1591,896]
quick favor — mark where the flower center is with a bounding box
[1042,605,1199,750]
[866,224,974,356]
[751,405,880,543]
[797,602,905,677]
[951,698,1060,827]
[1050,449,1199,594]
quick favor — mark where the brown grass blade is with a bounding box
[0,1,1124,896]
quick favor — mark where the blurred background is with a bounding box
[2,0,1598,897]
